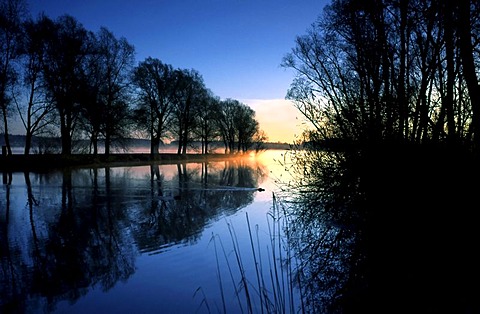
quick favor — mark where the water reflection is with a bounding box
[284,148,480,313]
[0,157,266,313]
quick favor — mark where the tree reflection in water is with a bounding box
[282,146,480,313]
[0,157,266,313]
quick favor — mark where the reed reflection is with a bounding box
[0,158,266,313]
[284,148,480,313]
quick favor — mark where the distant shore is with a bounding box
[0,152,252,172]
[0,136,293,172]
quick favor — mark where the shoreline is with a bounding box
[0,152,247,172]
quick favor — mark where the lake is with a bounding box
[0,150,298,314]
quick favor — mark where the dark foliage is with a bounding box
[283,142,480,313]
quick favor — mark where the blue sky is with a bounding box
[26,0,329,142]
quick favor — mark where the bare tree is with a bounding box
[457,1,480,153]
[78,27,135,155]
[132,57,175,156]
[283,0,480,150]
[216,98,238,154]
[171,68,206,155]
[95,27,135,156]
[192,90,221,154]
[0,0,26,155]
[41,15,93,155]
[251,129,268,153]
[16,14,56,154]
[215,98,259,154]
[234,102,258,153]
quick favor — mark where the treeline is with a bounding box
[0,0,267,156]
[283,0,480,154]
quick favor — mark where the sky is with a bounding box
[26,0,329,143]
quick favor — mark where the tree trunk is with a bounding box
[2,111,12,155]
[92,132,98,155]
[398,0,408,140]
[150,136,159,156]
[104,131,110,157]
[457,1,480,153]
[444,1,456,144]
[24,130,32,155]
[181,129,187,155]
[59,108,73,155]
[60,123,71,155]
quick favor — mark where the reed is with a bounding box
[201,192,303,314]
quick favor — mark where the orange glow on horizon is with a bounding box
[243,99,305,144]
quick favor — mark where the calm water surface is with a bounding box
[1,150,296,314]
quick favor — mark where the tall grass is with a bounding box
[200,192,303,314]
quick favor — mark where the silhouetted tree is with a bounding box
[215,98,260,154]
[192,90,221,154]
[77,27,135,155]
[94,27,135,155]
[0,0,26,155]
[171,68,206,155]
[0,4,267,157]
[283,0,480,151]
[281,2,480,312]
[132,57,175,156]
[41,15,93,155]
[15,15,56,154]
[251,129,268,153]
[217,98,239,154]
[234,102,258,153]
[77,60,103,154]
[458,1,480,152]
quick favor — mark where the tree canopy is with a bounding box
[0,0,265,155]
[283,0,480,154]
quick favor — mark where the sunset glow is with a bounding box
[244,99,305,144]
